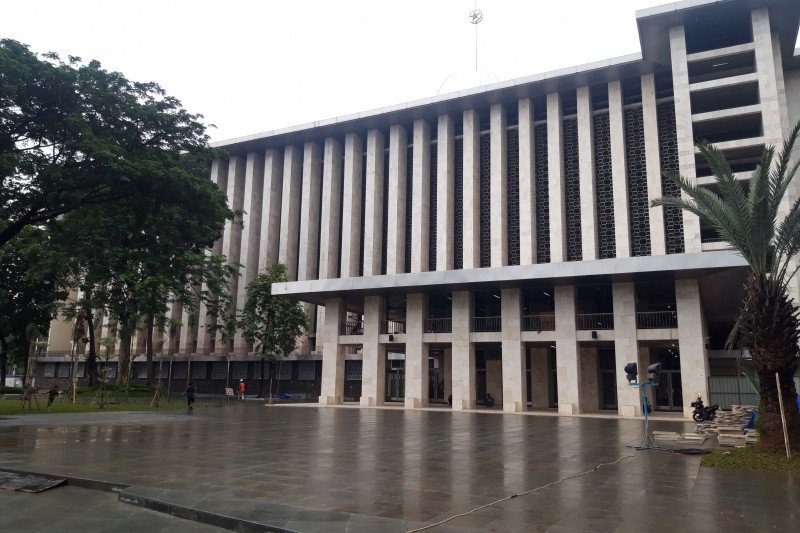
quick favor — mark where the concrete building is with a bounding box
[44,0,800,418]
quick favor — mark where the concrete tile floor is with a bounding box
[0,404,797,532]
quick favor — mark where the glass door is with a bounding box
[655,370,682,411]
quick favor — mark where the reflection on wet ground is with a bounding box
[0,405,797,531]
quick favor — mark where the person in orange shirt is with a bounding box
[239,379,245,401]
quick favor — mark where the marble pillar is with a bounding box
[386,125,408,274]
[436,115,455,271]
[360,295,386,406]
[405,293,428,408]
[518,98,537,264]
[319,298,346,405]
[363,130,385,277]
[609,81,630,259]
[341,134,364,278]
[547,92,567,263]
[490,103,508,267]
[555,285,581,414]
[577,86,598,260]
[501,288,526,412]
[462,110,480,269]
[451,291,475,410]
[278,145,303,280]
[410,120,431,273]
[676,279,710,419]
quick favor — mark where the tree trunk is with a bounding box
[116,321,133,387]
[737,274,800,451]
[85,309,97,386]
[258,356,265,397]
[0,334,8,388]
[145,314,155,386]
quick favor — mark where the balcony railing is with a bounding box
[340,321,364,336]
[424,317,452,333]
[521,314,556,332]
[636,311,678,329]
[472,316,501,332]
[701,235,726,243]
[576,313,614,330]
[381,319,406,334]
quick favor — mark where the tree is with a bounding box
[239,264,309,400]
[1,39,216,249]
[0,226,66,385]
[652,120,800,451]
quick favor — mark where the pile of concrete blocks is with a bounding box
[652,431,680,441]
[716,405,757,447]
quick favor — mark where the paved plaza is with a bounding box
[0,405,798,532]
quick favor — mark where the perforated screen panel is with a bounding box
[563,117,582,261]
[507,128,520,266]
[534,123,550,263]
[479,134,491,268]
[593,112,616,259]
[624,106,651,256]
[381,146,389,274]
[657,101,684,254]
[429,142,438,271]
[405,145,413,273]
[454,137,464,269]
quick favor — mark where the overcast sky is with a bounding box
[3,1,796,143]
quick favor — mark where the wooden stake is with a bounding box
[776,372,792,460]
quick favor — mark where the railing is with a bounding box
[472,316,501,332]
[381,319,406,334]
[424,317,452,333]
[701,235,726,243]
[636,311,678,329]
[576,313,614,330]
[340,321,364,336]
[708,376,758,410]
[521,314,555,332]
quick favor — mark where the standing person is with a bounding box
[186,382,196,412]
[239,379,245,401]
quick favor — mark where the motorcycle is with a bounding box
[690,397,719,422]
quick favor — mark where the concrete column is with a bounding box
[451,291,475,410]
[297,142,322,282]
[218,155,247,354]
[278,145,303,280]
[641,74,666,256]
[319,139,344,280]
[530,347,549,408]
[501,288,526,412]
[547,92,567,263]
[554,285,581,414]
[579,346,599,411]
[319,298,346,405]
[341,134,364,278]
[411,121,431,273]
[363,131,385,277]
[258,149,283,271]
[386,125,408,274]
[405,293,428,408]
[46,289,78,356]
[233,152,265,354]
[518,98,537,264]
[178,306,196,355]
[436,115,455,271]
[669,25,701,253]
[360,295,386,406]
[752,9,787,146]
[613,282,642,416]
[197,159,229,354]
[490,104,508,267]
[676,279,710,419]
[609,81,631,259]
[443,348,452,400]
[462,110,480,269]
[577,87,598,260]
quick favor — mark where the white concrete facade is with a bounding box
[49,0,800,420]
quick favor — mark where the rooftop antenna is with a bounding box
[468,5,483,72]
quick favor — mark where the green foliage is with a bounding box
[239,264,309,364]
[0,38,220,249]
[652,120,800,450]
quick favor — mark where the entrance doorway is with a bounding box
[652,344,682,411]
[386,358,405,401]
[598,348,617,410]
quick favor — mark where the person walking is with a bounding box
[239,379,246,401]
[186,382,196,412]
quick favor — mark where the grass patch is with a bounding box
[0,397,218,416]
[702,446,800,473]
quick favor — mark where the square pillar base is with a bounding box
[452,400,471,411]
[405,397,429,409]
[558,403,580,415]
[318,395,342,406]
[619,404,641,418]
[360,396,383,407]
[503,401,526,413]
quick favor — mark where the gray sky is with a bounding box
[2,0,791,143]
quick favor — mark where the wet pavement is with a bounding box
[0,404,797,531]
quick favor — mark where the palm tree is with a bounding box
[652,120,800,451]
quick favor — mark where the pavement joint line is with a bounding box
[118,488,300,533]
[0,467,129,492]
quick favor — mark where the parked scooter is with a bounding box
[690,396,719,422]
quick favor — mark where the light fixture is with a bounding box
[647,363,661,383]
[624,362,638,383]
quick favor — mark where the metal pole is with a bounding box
[776,372,792,460]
